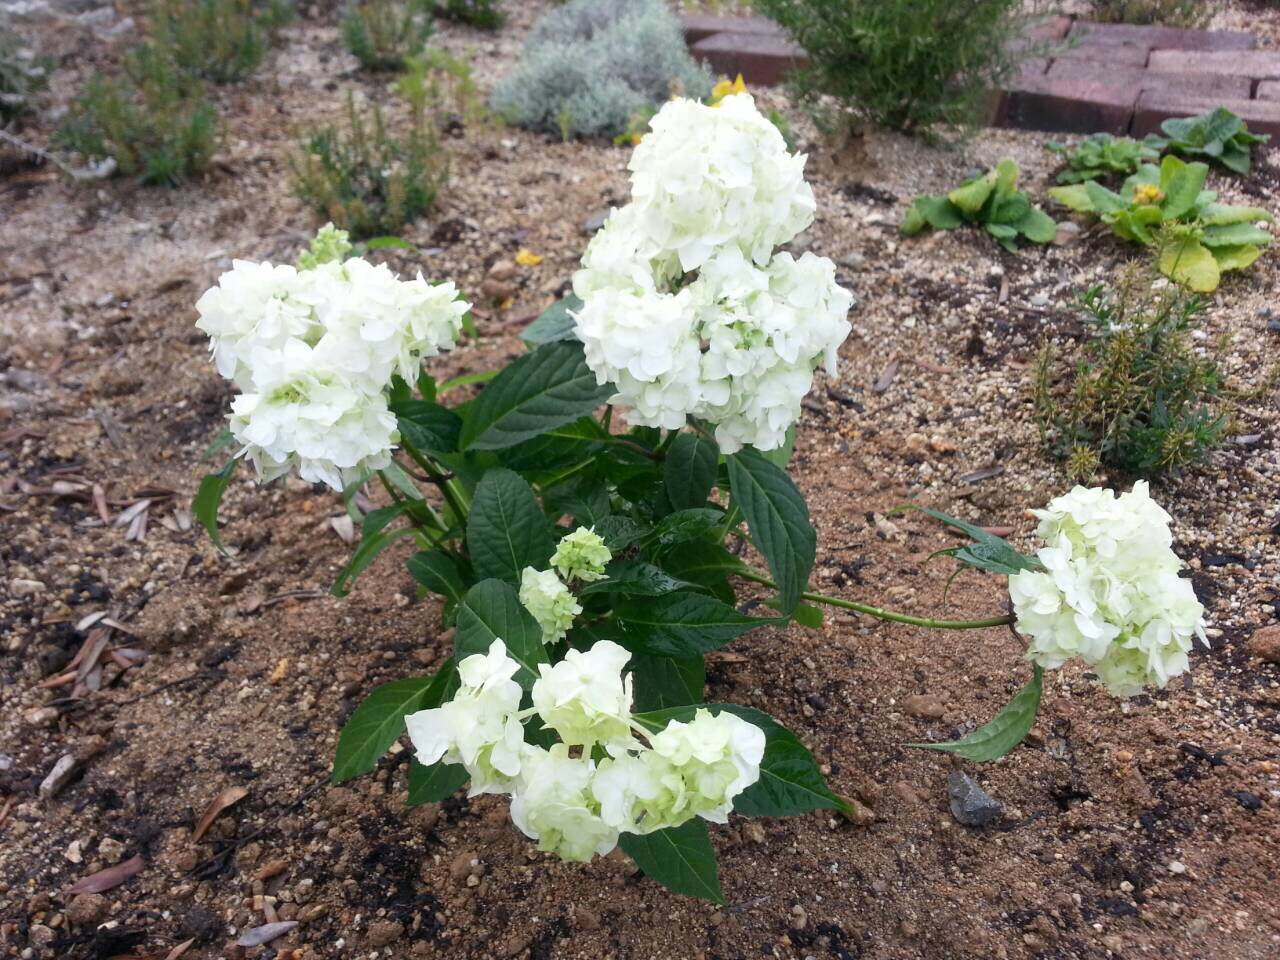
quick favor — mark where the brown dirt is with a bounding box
[2,4,1280,960]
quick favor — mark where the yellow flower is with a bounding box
[515,248,544,267]
[1133,184,1164,206]
[710,73,747,106]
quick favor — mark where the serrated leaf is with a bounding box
[545,479,611,527]
[521,295,582,346]
[630,654,705,711]
[391,400,462,456]
[634,704,844,817]
[893,504,1040,575]
[594,515,647,551]
[613,591,777,658]
[662,433,719,511]
[332,664,458,783]
[455,579,547,689]
[193,457,239,553]
[579,560,696,598]
[646,508,725,550]
[659,541,746,587]
[727,450,815,614]
[908,666,1042,762]
[407,550,469,605]
[407,758,469,805]
[460,341,611,451]
[466,469,554,583]
[619,819,723,904]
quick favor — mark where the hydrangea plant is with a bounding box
[194,94,1209,899]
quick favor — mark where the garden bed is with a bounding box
[1,3,1279,959]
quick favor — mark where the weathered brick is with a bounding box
[1046,60,1252,101]
[1258,80,1280,102]
[1069,20,1255,52]
[690,32,806,87]
[1132,92,1280,138]
[1000,75,1137,135]
[679,14,783,46]
[1147,49,1280,81]
[1054,43,1149,67]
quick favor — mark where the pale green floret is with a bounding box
[297,222,353,270]
[551,527,612,583]
[518,567,581,644]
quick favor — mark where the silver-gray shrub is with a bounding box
[491,0,711,139]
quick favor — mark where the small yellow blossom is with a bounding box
[515,248,544,267]
[710,74,747,106]
[1133,184,1164,206]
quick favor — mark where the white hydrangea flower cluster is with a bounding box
[405,639,765,863]
[1009,481,1208,697]
[571,93,854,453]
[195,227,470,490]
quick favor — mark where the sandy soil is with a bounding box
[2,3,1279,959]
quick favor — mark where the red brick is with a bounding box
[690,32,806,88]
[1147,49,1280,81]
[1069,20,1255,52]
[1046,60,1251,100]
[1000,75,1137,135]
[1258,80,1280,101]
[679,14,783,46]
[1132,92,1280,138]
[1054,43,1150,67]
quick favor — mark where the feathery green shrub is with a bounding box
[151,0,292,84]
[0,15,49,124]
[290,89,447,239]
[56,44,218,186]
[433,0,504,29]
[1033,271,1229,480]
[755,0,1031,135]
[342,0,434,73]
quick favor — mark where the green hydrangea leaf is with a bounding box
[908,665,1043,762]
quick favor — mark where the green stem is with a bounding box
[399,435,468,524]
[377,470,452,550]
[737,568,1014,631]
